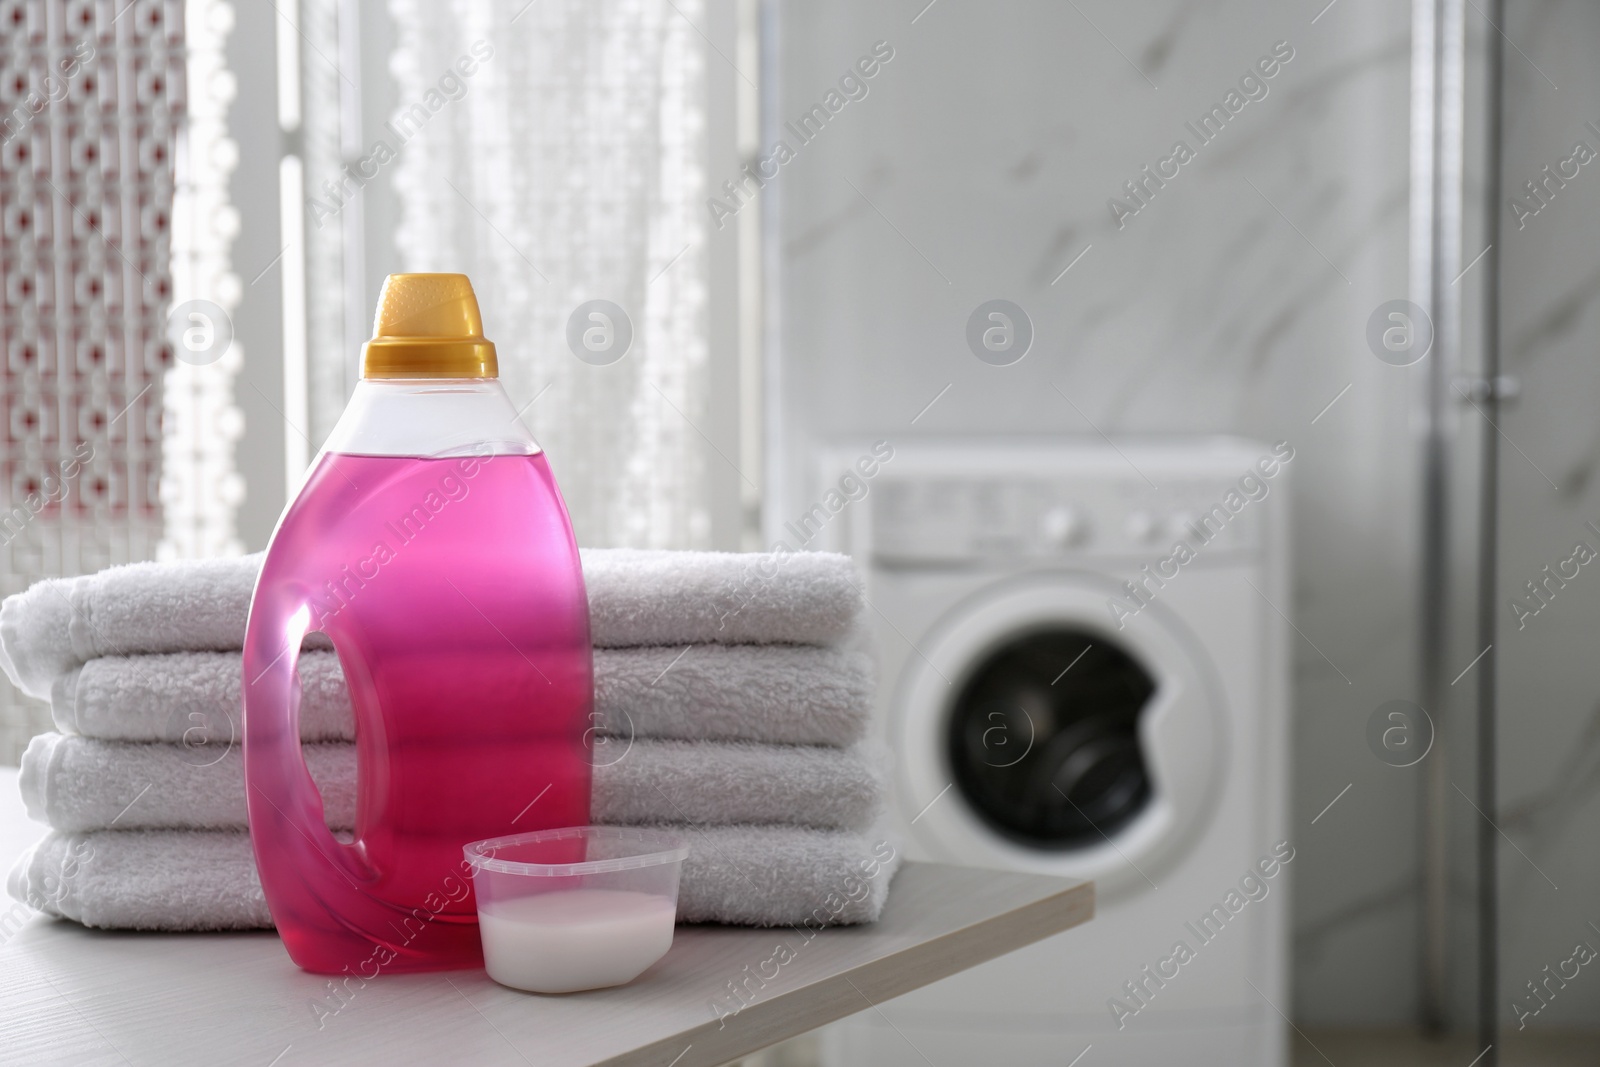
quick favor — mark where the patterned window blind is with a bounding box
[0,0,241,761]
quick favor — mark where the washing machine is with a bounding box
[805,438,1291,1067]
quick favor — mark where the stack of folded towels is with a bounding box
[0,549,897,931]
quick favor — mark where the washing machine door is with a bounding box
[895,571,1228,901]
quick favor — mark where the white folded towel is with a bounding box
[0,548,863,702]
[50,643,873,748]
[9,826,902,929]
[20,733,886,834]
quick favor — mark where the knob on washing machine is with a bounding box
[1124,510,1159,543]
[1168,511,1199,542]
[1039,505,1085,547]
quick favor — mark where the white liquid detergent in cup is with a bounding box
[463,826,688,993]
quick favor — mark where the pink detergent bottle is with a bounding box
[243,274,592,974]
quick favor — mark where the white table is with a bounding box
[0,826,1091,1066]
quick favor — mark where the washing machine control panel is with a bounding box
[869,474,1261,565]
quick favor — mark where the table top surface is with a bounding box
[0,860,1093,1067]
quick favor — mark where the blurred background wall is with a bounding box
[1491,0,1600,1032]
[767,0,1425,1026]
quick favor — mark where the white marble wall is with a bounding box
[1489,0,1600,1033]
[770,0,1425,1026]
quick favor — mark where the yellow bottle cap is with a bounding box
[360,273,499,379]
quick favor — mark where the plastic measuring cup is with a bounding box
[463,826,689,993]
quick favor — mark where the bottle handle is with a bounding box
[242,590,370,889]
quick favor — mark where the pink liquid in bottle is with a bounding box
[243,274,591,974]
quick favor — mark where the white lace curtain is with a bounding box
[386,0,711,549]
